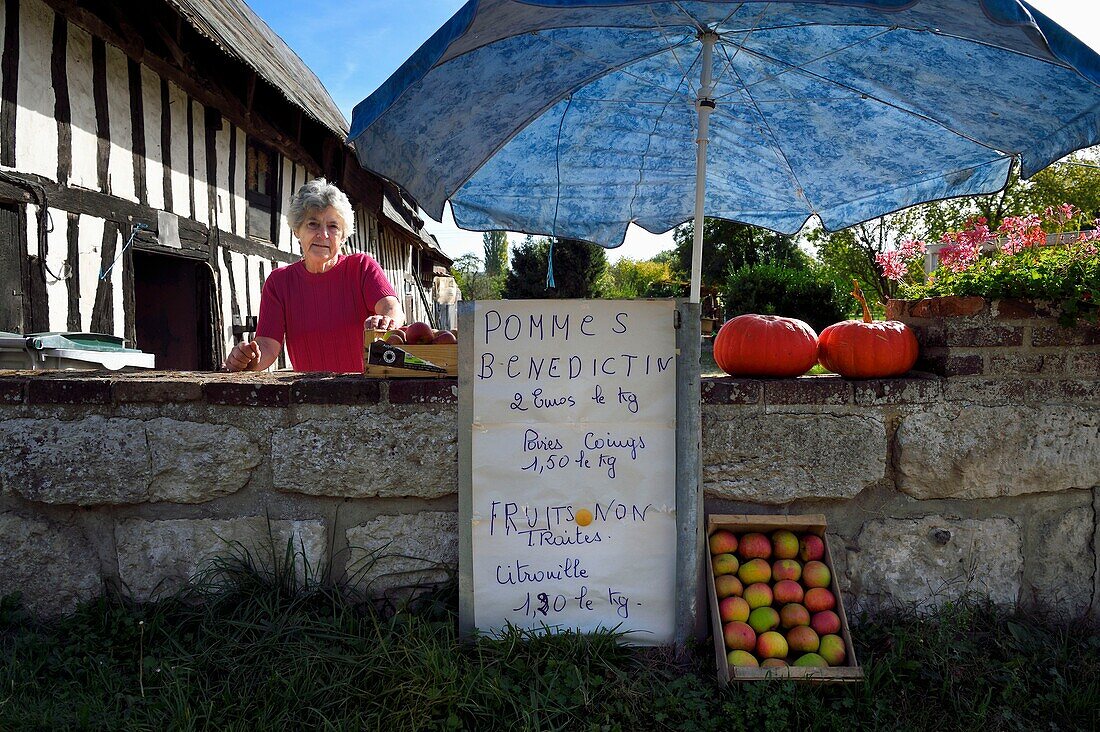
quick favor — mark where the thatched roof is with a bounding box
[166,0,348,137]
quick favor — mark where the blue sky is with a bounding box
[248,0,1100,263]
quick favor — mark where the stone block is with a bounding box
[203,380,290,407]
[764,376,851,405]
[0,512,101,616]
[702,412,886,503]
[1021,501,1094,618]
[0,416,258,505]
[115,517,327,601]
[943,325,1025,348]
[848,516,1022,613]
[991,299,1059,320]
[895,405,1100,499]
[987,352,1062,376]
[853,377,942,405]
[291,376,382,404]
[701,378,760,405]
[112,377,204,403]
[345,511,458,596]
[145,418,262,502]
[0,376,26,404]
[1032,325,1100,347]
[273,411,457,498]
[1067,351,1100,376]
[386,379,458,404]
[909,296,987,318]
[28,377,111,404]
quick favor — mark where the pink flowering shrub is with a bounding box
[877,205,1099,325]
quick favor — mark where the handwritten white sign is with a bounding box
[470,299,677,645]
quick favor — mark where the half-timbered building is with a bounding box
[0,0,451,369]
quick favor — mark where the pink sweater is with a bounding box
[256,253,397,372]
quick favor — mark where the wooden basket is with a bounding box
[362,331,458,378]
[707,514,862,684]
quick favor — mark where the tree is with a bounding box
[451,252,502,300]
[602,258,673,299]
[671,219,809,288]
[502,237,608,299]
[482,231,509,276]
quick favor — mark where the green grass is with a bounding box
[1,565,1098,731]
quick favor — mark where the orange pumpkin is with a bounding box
[713,314,818,378]
[817,282,919,378]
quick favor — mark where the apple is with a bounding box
[743,582,773,610]
[709,530,738,555]
[756,631,788,659]
[712,553,739,577]
[818,634,846,666]
[727,649,759,668]
[798,534,825,562]
[779,603,810,629]
[404,321,435,345]
[772,559,802,582]
[804,587,836,613]
[771,530,799,559]
[719,596,751,623]
[737,558,771,585]
[810,610,841,636]
[760,658,788,668]
[801,561,831,589]
[786,625,820,654]
[723,621,756,652]
[772,579,804,605]
[793,652,828,668]
[431,330,457,345]
[714,574,743,599]
[747,606,780,634]
[738,532,772,560]
[384,331,405,345]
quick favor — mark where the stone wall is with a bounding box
[1,306,1097,620]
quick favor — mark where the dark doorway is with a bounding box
[0,202,26,332]
[133,251,214,369]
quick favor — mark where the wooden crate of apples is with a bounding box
[364,321,458,377]
[707,514,862,683]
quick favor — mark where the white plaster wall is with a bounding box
[213,118,231,233]
[141,64,164,210]
[167,81,191,219]
[65,22,97,189]
[43,207,68,329]
[104,44,135,201]
[190,99,208,226]
[233,126,246,238]
[15,0,58,180]
[77,215,104,331]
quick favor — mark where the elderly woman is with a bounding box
[224,178,404,372]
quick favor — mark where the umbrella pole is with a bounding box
[690,31,718,305]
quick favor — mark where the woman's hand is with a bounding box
[225,340,261,372]
[364,314,400,331]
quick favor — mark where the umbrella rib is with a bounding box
[732,37,1012,156]
[646,4,697,98]
[712,27,894,103]
[534,31,697,107]
[709,2,772,93]
[626,93,680,227]
[726,63,817,216]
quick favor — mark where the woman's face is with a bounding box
[295,205,347,272]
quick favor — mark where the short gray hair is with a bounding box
[287,178,355,237]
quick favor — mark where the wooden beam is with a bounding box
[0,173,298,265]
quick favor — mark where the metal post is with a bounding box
[690,31,718,305]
